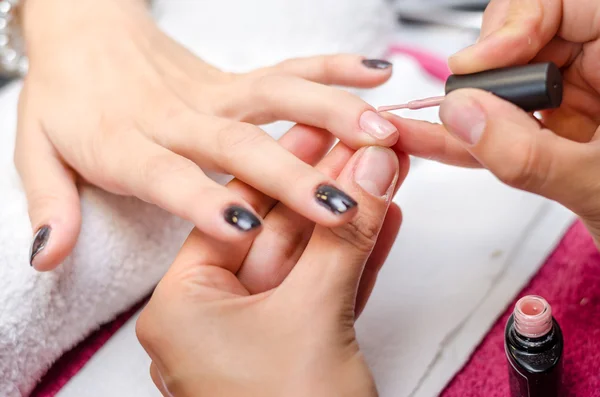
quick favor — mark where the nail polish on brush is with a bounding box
[505,295,564,397]
[378,62,563,113]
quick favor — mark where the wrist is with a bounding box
[21,0,151,53]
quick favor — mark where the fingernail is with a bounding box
[359,110,398,140]
[224,206,261,232]
[439,92,486,145]
[315,185,357,215]
[354,147,398,197]
[362,59,393,70]
[30,225,51,267]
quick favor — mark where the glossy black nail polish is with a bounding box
[362,59,392,70]
[315,185,357,215]
[224,206,261,232]
[30,225,51,266]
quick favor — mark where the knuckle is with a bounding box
[216,122,269,162]
[495,136,545,190]
[155,101,191,128]
[316,55,334,81]
[140,154,196,191]
[26,188,65,217]
[329,212,381,254]
[251,73,287,102]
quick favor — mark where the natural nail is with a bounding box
[362,59,393,70]
[359,110,398,140]
[224,206,261,232]
[439,92,486,145]
[30,225,51,267]
[354,147,398,197]
[315,185,357,215]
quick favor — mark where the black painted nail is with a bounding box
[362,59,393,70]
[224,206,261,232]
[315,185,357,215]
[30,225,51,267]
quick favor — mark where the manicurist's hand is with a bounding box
[136,124,409,397]
[17,0,399,270]
[385,0,600,246]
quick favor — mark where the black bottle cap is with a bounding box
[445,62,563,112]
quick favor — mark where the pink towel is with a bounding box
[442,221,600,396]
[30,301,147,397]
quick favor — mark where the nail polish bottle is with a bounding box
[505,295,564,397]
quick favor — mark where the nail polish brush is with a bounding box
[378,62,563,113]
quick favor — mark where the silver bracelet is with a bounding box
[0,0,27,77]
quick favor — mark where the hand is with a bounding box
[136,125,409,397]
[385,0,600,245]
[16,0,399,270]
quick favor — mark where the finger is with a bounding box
[355,203,402,318]
[160,114,359,228]
[282,146,408,311]
[237,142,355,294]
[438,88,599,212]
[14,122,81,271]
[381,112,480,168]
[267,54,393,88]
[165,124,335,277]
[449,0,562,74]
[239,146,408,295]
[108,136,263,242]
[530,37,582,68]
[227,124,335,217]
[228,74,399,147]
[478,0,510,40]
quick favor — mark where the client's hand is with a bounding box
[18,0,398,270]
[136,125,408,396]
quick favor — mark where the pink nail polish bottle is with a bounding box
[505,295,564,397]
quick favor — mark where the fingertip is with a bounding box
[205,204,264,243]
[30,211,81,271]
[222,205,263,234]
[358,110,399,147]
[313,184,359,226]
[358,57,394,87]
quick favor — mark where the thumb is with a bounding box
[15,126,81,271]
[438,89,598,212]
[281,146,408,313]
[449,0,561,73]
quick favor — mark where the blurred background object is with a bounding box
[393,0,487,32]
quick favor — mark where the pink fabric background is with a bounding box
[443,221,600,396]
[30,300,146,397]
[31,221,600,396]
